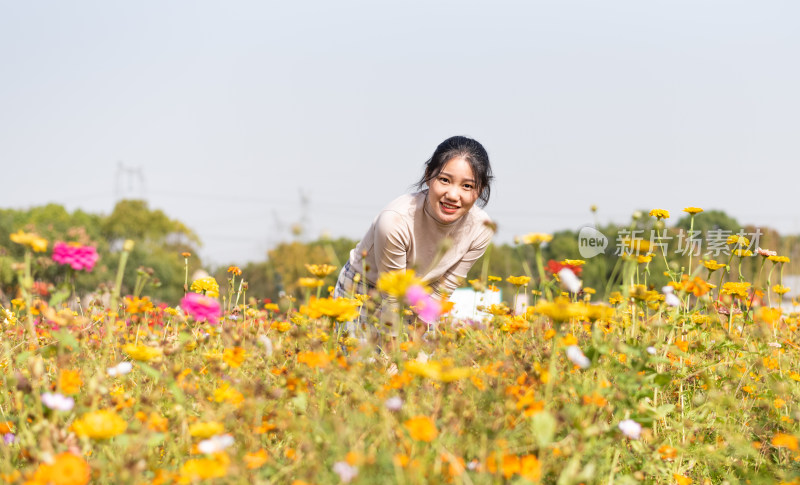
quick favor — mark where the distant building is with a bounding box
[449,288,503,320]
[779,275,800,302]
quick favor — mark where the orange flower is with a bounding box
[244,449,269,469]
[673,474,692,485]
[403,416,438,442]
[32,452,91,485]
[772,433,799,451]
[519,455,541,482]
[658,445,677,461]
[297,351,332,369]
[58,369,82,395]
[222,347,247,368]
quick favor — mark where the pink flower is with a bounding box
[405,285,441,324]
[756,247,777,258]
[405,285,429,306]
[52,242,99,272]
[180,292,221,323]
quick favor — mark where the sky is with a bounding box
[1,1,799,266]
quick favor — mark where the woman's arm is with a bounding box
[373,210,410,275]
[436,224,495,297]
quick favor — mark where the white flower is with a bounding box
[768,342,782,348]
[646,346,656,355]
[384,396,403,412]
[558,268,582,294]
[197,434,234,454]
[618,419,642,439]
[258,335,274,357]
[665,293,680,307]
[416,351,429,364]
[41,392,74,412]
[107,361,133,377]
[566,345,590,369]
[332,461,358,483]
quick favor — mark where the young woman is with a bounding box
[334,136,495,337]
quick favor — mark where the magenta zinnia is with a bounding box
[52,242,99,271]
[181,293,221,323]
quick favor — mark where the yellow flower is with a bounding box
[506,275,531,287]
[636,254,653,264]
[190,277,220,297]
[516,233,553,245]
[484,303,510,316]
[405,360,472,382]
[773,285,791,295]
[189,421,225,438]
[58,369,83,395]
[726,235,750,247]
[530,297,587,323]
[125,296,154,314]
[562,259,586,266]
[299,297,360,322]
[702,260,726,271]
[721,282,750,299]
[297,277,325,288]
[683,207,703,215]
[403,416,438,442]
[304,264,338,277]
[769,255,790,264]
[180,453,230,481]
[734,249,753,257]
[9,230,48,252]
[619,237,651,254]
[222,347,247,368]
[649,209,670,220]
[213,382,244,406]
[123,343,163,362]
[71,410,127,439]
[376,269,422,297]
[227,266,242,276]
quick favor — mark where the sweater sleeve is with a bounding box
[373,210,410,275]
[436,224,495,297]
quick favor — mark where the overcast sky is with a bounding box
[2,1,798,266]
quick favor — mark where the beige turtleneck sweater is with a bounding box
[347,191,494,298]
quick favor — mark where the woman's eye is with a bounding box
[439,177,449,184]
[463,184,473,190]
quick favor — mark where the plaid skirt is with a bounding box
[334,260,374,299]
[334,261,379,342]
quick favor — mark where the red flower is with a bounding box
[546,260,583,276]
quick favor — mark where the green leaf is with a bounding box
[137,362,162,382]
[530,411,556,447]
[15,351,30,366]
[291,393,308,413]
[48,288,71,308]
[52,329,79,351]
[147,433,166,447]
[654,373,672,387]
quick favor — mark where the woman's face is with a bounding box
[426,157,479,224]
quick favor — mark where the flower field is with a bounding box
[2,208,800,484]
